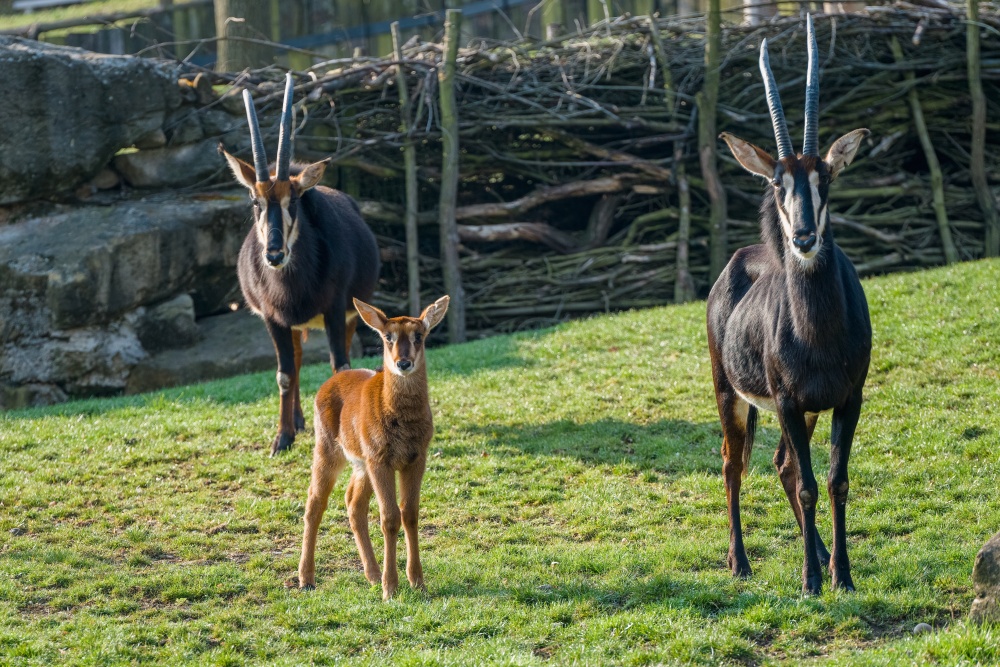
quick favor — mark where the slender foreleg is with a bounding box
[265,320,297,455]
[292,329,306,432]
[398,459,427,591]
[774,414,830,564]
[345,469,381,585]
[367,463,401,600]
[777,401,823,595]
[325,298,351,373]
[828,386,863,591]
[297,428,346,589]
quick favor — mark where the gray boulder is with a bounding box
[0,37,181,204]
[0,190,249,333]
[136,293,201,353]
[0,190,256,405]
[113,139,225,188]
[971,531,1000,623]
[126,309,333,395]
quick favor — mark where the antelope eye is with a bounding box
[414,333,423,344]
[385,333,395,343]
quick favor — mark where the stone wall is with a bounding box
[0,38,334,409]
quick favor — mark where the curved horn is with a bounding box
[275,72,295,181]
[242,89,270,183]
[802,14,820,156]
[759,38,794,160]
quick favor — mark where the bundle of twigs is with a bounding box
[200,4,1000,336]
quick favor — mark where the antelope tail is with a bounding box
[743,405,758,478]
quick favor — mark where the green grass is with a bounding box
[2,259,1000,665]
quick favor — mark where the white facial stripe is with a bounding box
[809,176,823,239]
[780,173,795,237]
[281,195,297,257]
[254,197,267,245]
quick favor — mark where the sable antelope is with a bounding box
[296,296,449,600]
[707,15,872,595]
[220,74,380,456]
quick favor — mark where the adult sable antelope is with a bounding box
[707,15,872,595]
[220,74,380,456]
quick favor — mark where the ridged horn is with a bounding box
[759,38,794,160]
[242,89,270,183]
[802,14,820,156]
[275,72,295,181]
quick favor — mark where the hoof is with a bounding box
[335,363,351,374]
[727,553,752,578]
[270,432,295,457]
[294,411,306,433]
[284,576,313,590]
[802,576,823,596]
[832,573,855,592]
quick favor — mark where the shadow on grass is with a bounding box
[3,333,536,421]
[458,417,778,476]
[433,572,768,621]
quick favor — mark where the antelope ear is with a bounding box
[353,298,388,333]
[291,158,331,192]
[419,296,450,331]
[219,144,257,190]
[719,132,776,180]
[825,129,870,180]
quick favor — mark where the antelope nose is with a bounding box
[397,359,413,371]
[792,231,816,252]
[265,251,285,266]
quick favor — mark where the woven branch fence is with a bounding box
[202,4,1000,337]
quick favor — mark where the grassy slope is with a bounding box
[2,260,1000,666]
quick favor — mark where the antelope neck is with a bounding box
[381,365,428,411]
[783,246,847,346]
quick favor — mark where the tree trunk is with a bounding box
[438,9,466,343]
[743,0,775,26]
[214,0,273,72]
[700,0,728,283]
[967,0,1000,257]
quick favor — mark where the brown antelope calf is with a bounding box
[296,296,450,600]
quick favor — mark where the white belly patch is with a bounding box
[735,390,777,413]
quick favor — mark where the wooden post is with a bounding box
[891,37,958,264]
[674,143,695,302]
[651,15,693,301]
[438,9,466,343]
[393,21,422,318]
[699,0,728,283]
[213,0,273,72]
[541,0,564,40]
[967,0,999,257]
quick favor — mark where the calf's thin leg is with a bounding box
[367,463,401,600]
[345,470,381,585]
[297,430,346,589]
[398,460,426,590]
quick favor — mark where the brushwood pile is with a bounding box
[228,7,996,335]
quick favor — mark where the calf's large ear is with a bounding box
[354,298,388,333]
